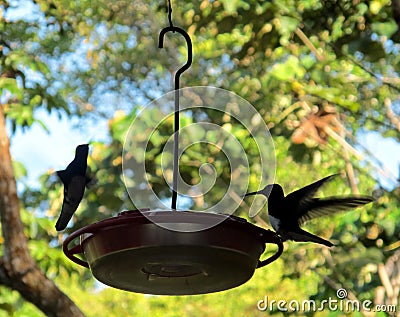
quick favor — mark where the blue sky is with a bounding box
[357,131,400,189]
[8,109,108,187]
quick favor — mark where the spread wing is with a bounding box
[298,196,373,225]
[285,174,338,208]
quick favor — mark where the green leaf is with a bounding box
[332,16,345,41]
[35,119,50,133]
[0,78,23,98]
[12,160,28,180]
[270,56,306,81]
[220,0,250,14]
[0,302,15,315]
[371,21,398,37]
[277,16,299,35]
[305,85,360,111]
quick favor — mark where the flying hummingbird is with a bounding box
[55,144,92,231]
[244,174,373,247]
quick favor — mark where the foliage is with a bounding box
[0,0,399,316]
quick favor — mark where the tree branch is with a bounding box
[294,27,324,62]
[340,124,359,195]
[0,105,85,316]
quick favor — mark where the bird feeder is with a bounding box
[63,4,283,295]
[64,209,282,295]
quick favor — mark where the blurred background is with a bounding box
[0,0,399,316]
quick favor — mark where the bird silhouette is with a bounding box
[55,144,91,231]
[245,174,373,247]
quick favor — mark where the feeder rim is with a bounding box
[62,209,283,269]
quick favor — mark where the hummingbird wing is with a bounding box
[285,174,338,208]
[55,175,87,231]
[56,169,71,185]
[297,196,373,225]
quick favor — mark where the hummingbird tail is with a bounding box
[288,228,334,247]
[55,205,75,231]
[55,216,69,231]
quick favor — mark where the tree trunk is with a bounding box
[0,105,85,317]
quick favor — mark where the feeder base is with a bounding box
[90,245,256,295]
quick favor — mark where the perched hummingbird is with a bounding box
[245,174,373,247]
[55,144,92,231]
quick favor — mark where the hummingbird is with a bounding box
[245,174,373,247]
[55,144,92,231]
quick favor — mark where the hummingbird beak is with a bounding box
[244,190,262,197]
[244,184,274,198]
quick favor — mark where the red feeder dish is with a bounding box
[63,210,283,295]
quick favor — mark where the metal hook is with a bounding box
[159,26,193,210]
[166,0,173,28]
